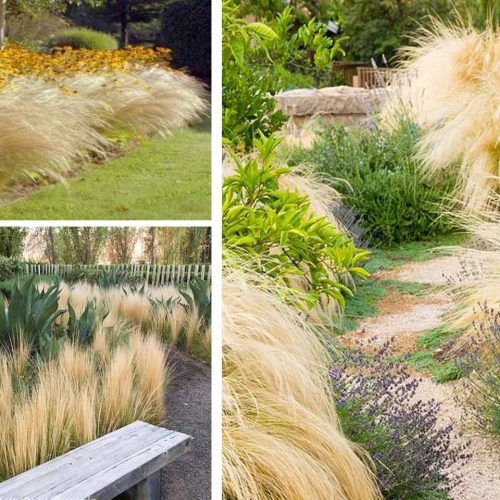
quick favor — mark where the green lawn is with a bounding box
[0,122,211,220]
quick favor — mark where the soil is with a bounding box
[343,258,500,499]
[160,349,211,500]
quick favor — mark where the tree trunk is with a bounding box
[119,0,131,48]
[147,227,157,265]
[0,0,7,51]
[48,228,58,264]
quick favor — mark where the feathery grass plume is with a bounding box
[129,331,168,424]
[222,267,380,500]
[116,292,152,325]
[0,78,109,185]
[384,19,500,213]
[0,334,169,480]
[61,68,207,137]
[445,199,500,354]
[98,345,137,433]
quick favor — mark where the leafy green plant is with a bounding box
[48,27,118,50]
[289,118,457,246]
[67,300,107,345]
[0,256,25,281]
[0,276,64,354]
[97,268,129,289]
[181,277,211,328]
[223,133,369,309]
[222,1,345,150]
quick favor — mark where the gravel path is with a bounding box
[376,256,464,285]
[345,258,500,499]
[161,349,211,500]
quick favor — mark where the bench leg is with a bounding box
[132,471,161,500]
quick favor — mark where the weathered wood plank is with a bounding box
[0,421,191,500]
[0,422,155,492]
[62,435,190,499]
[134,471,161,500]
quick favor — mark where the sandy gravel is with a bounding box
[377,256,465,285]
[346,258,500,499]
[351,293,453,348]
[161,349,211,500]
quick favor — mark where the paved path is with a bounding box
[161,349,211,500]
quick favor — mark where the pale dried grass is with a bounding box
[445,200,500,353]
[61,68,207,136]
[0,68,206,186]
[0,78,108,185]
[383,20,500,213]
[222,268,380,500]
[0,334,168,480]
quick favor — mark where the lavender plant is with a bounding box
[461,307,500,439]
[331,341,469,498]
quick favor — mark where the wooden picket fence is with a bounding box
[24,263,212,286]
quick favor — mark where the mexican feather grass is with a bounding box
[222,267,380,500]
[0,334,168,480]
[384,20,500,213]
[0,68,206,186]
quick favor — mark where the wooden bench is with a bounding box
[0,421,192,500]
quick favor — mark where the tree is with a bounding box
[67,0,166,48]
[0,227,26,257]
[143,227,157,264]
[201,227,211,262]
[160,0,211,80]
[106,227,140,263]
[338,0,452,63]
[0,0,102,50]
[0,0,6,49]
[58,227,108,264]
[155,227,208,264]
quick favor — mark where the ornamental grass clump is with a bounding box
[0,335,168,480]
[331,341,469,498]
[0,78,109,185]
[443,197,500,354]
[61,69,207,137]
[222,267,380,500]
[385,20,500,213]
[0,44,207,188]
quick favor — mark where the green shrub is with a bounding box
[288,119,457,246]
[48,27,118,50]
[222,1,344,150]
[0,256,25,281]
[223,133,369,309]
[160,0,211,81]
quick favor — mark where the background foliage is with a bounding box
[288,120,457,246]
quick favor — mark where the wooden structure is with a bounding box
[353,67,401,89]
[0,421,192,500]
[331,61,370,86]
[24,262,212,286]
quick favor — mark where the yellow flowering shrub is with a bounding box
[0,44,173,87]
